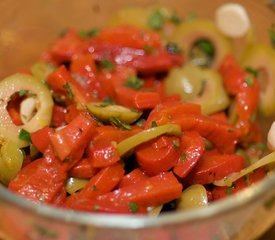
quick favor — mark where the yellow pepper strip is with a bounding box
[65,177,89,195]
[0,73,53,148]
[117,123,181,156]
[214,151,275,187]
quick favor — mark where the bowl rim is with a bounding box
[1,172,275,229]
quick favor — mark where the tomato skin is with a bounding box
[212,167,266,200]
[136,136,180,176]
[69,158,98,179]
[8,148,67,204]
[186,150,245,185]
[173,131,205,178]
[31,126,54,153]
[50,111,97,161]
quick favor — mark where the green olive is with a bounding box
[65,177,89,194]
[164,64,230,115]
[86,102,142,124]
[30,61,55,83]
[177,184,208,210]
[0,141,24,185]
[171,19,232,68]
[240,44,275,116]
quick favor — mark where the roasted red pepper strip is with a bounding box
[96,171,182,208]
[186,150,245,185]
[8,148,67,204]
[65,163,124,208]
[118,168,148,188]
[51,105,67,128]
[69,158,98,179]
[212,167,266,200]
[30,126,54,153]
[173,131,205,178]
[136,136,180,176]
[174,114,239,154]
[50,111,97,161]
[219,55,260,136]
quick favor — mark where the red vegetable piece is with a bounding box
[212,167,267,200]
[47,65,71,94]
[30,126,54,153]
[173,131,205,178]
[186,150,245,185]
[69,158,98,179]
[8,149,67,204]
[136,136,180,176]
[118,168,148,188]
[115,86,161,110]
[51,105,67,128]
[50,111,97,161]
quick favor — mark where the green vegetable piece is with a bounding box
[109,117,132,130]
[86,102,142,124]
[30,62,55,83]
[124,76,144,90]
[65,177,89,194]
[148,10,164,30]
[63,83,74,100]
[0,141,24,185]
[117,123,181,156]
[213,151,275,187]
[177,184,208,210]
[100,59,115,70]
[79,28,99,38]
[129,202,139,213]
[170,19,232,68]
[240,44,275,116]
[19,129,32,143]
[164,64,230,115]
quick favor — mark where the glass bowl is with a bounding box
[0,0,275,239]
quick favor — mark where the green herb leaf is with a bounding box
[245,66,258,78]
[195,39,215,58]
[245,77,254,87]
[129,202,139,213]
[250,112,256,123]
[226,186,233,196]
[63,83,74,100]
[148,11,164,30]
[109,117,132,130]
[18,89,28,97]
[269,24,275,48]
[151,121,158,128]
[103,97,114,104]
[19,129,32,143]
[181,153,187,162]
[172,139,180,150]
[79,28,100,38]
[170,13,181,25]
[143,45,155,54]
[100,59,115,70]
[124,76,144,90]
[166,42,182,55]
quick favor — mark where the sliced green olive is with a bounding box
[240,44,275,116]
[0,141,24,185]
[65,177,89,195]
[0,73,54,147]
[30,61,55,83]
[214,151,275,187]
[164,64,230,115]
[171,19,232,68]
[177,184,208,210]
[117,123,181,156]
[86,102,142,124]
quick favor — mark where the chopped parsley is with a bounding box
[129,202,139,213]
[109,117,132,130]
[250,112,256,123]
[19,129,32,143]
[143,44,156,54]
[245,76,254,87]
[124,76,144,90]
[181,153,187,162]
[79,28,100,38]
[268,24,275,48]
[194,39,215,58]
[148,11,164,30]
[151,121,158,128]
[100,59,115,70]
[226,186,233,196]
[166,42,182,55]
[170,12,181,25]
[172,139,180,150]
[18,89,28,97]
[245,66,258,78]
[63,83,74,100]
